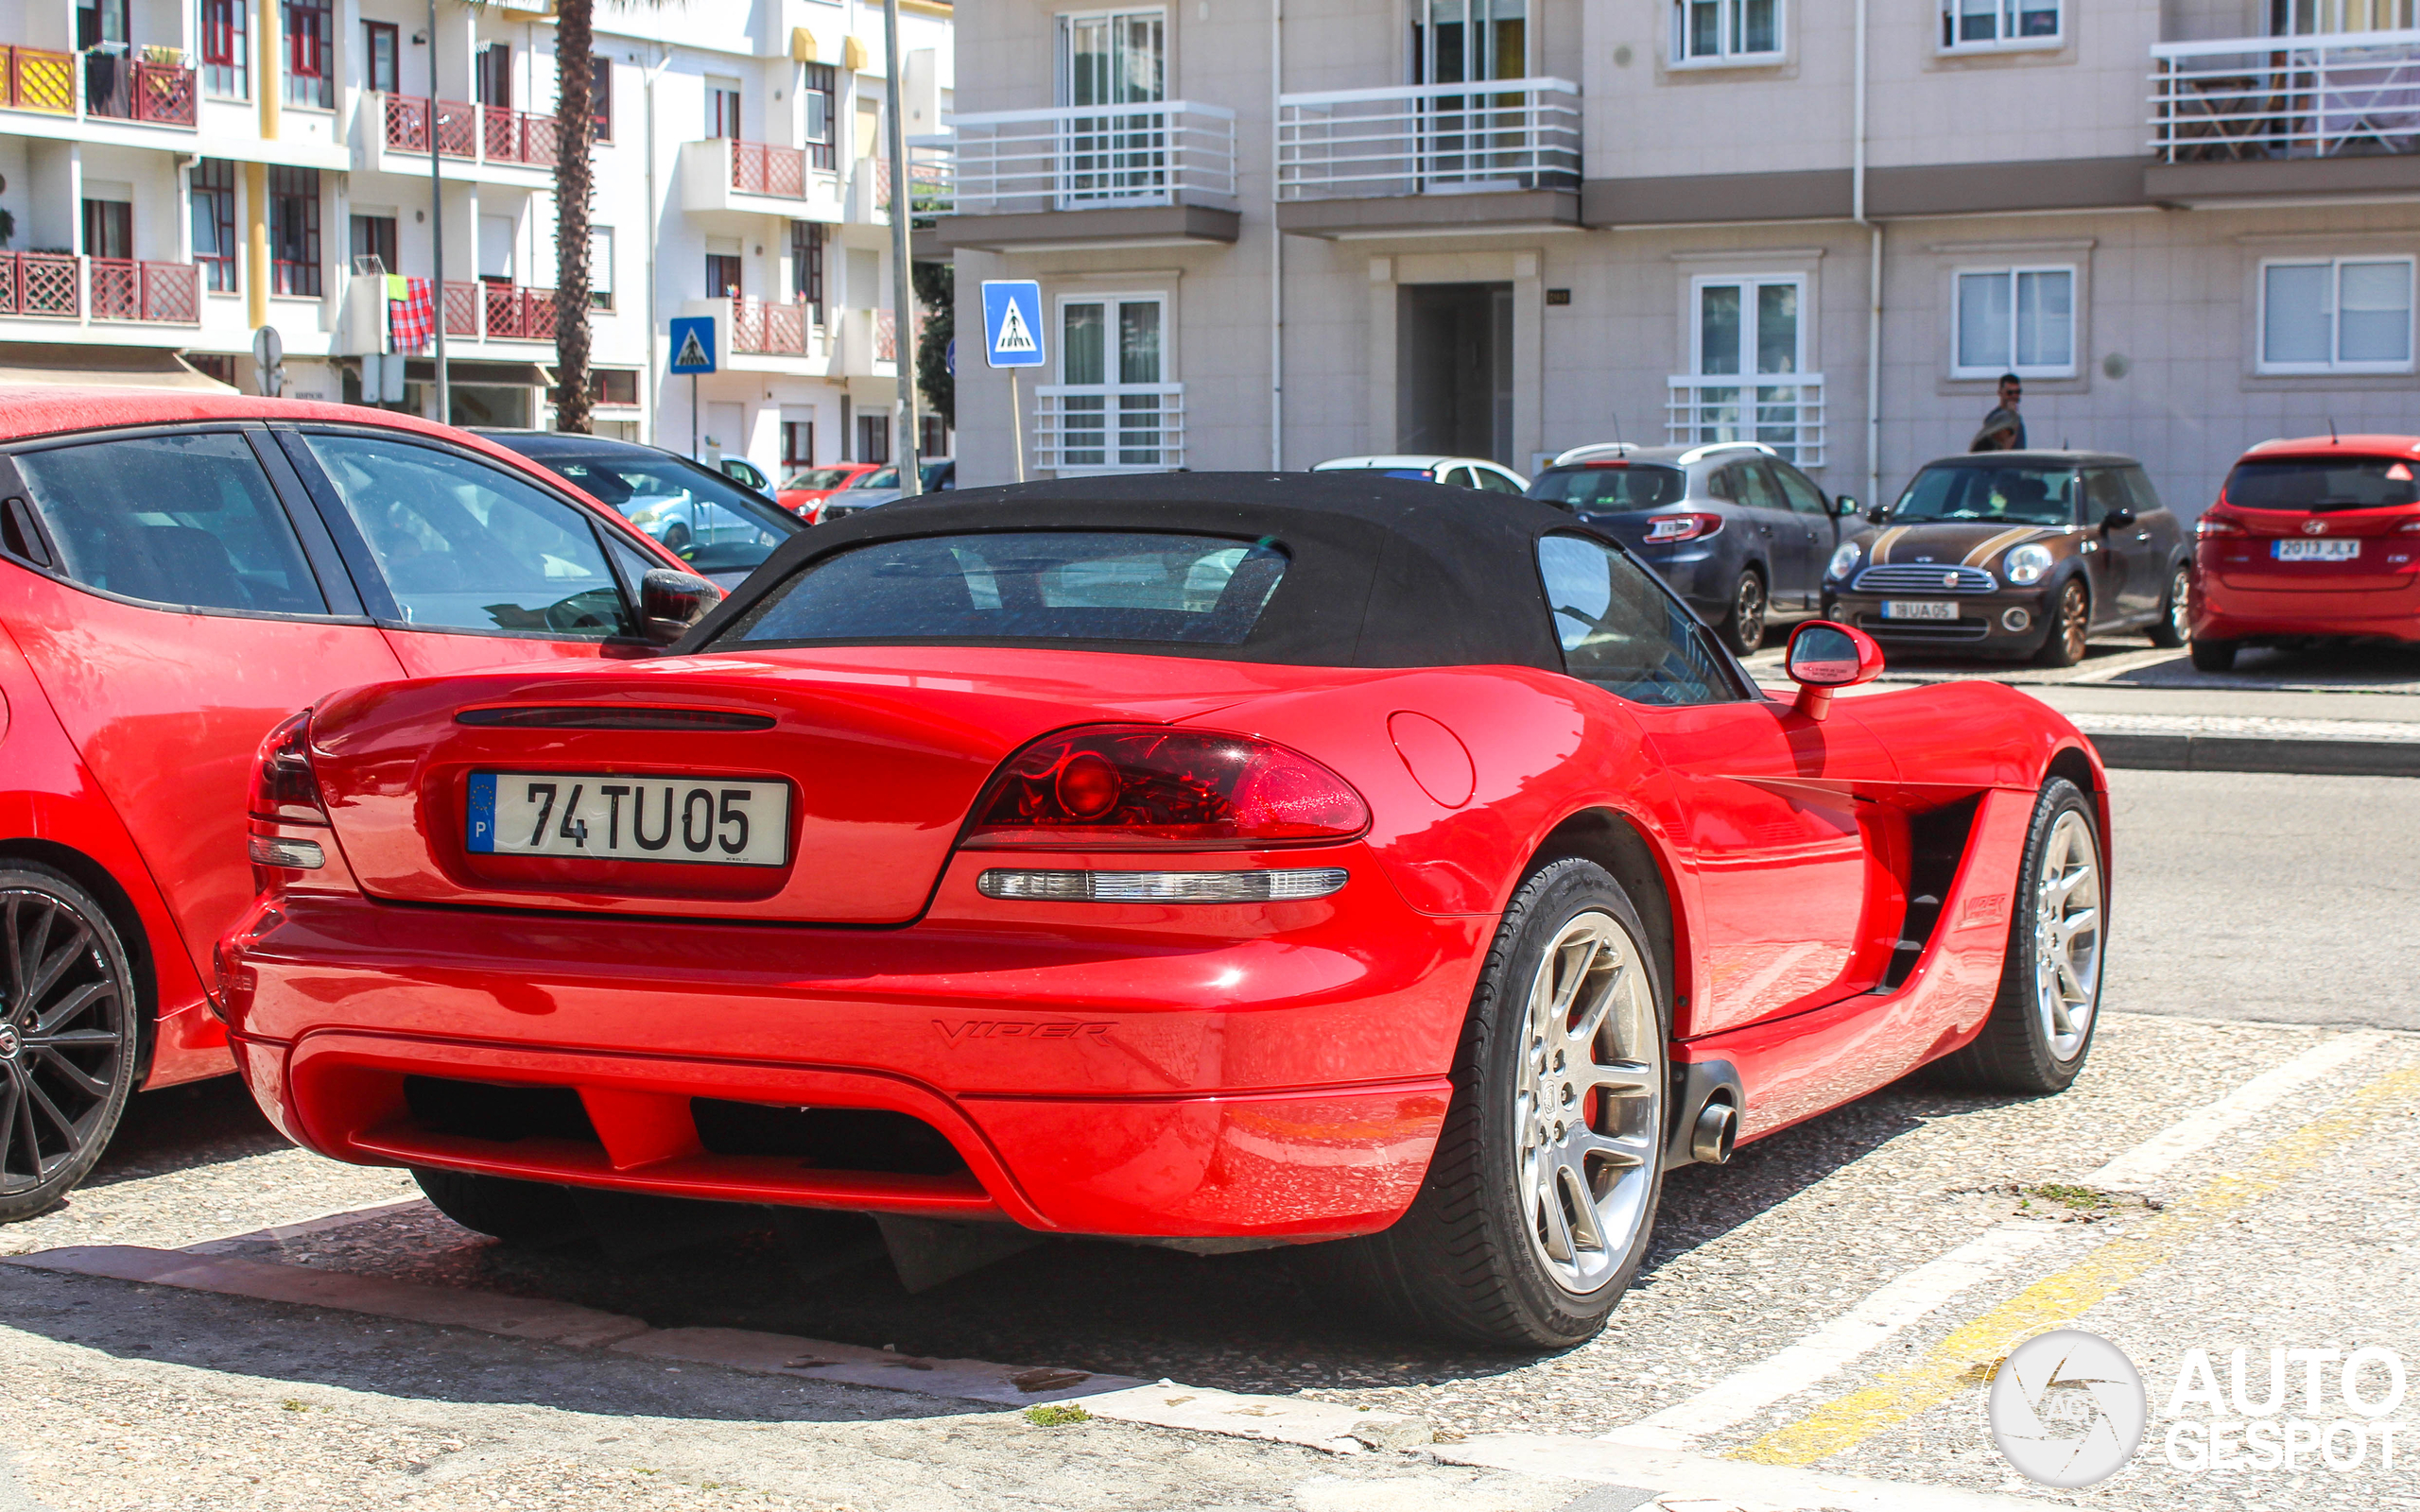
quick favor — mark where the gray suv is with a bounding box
[1527,441,1862,655]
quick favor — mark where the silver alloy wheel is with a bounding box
[2167,569,2191,640]
[1733,575,1766,650]
[1514,912,1663,1293]
[2031,811,2103,1061]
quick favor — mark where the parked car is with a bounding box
[2187,435,2420,671]
[0,389,719,1219]
[1312,455,1530,493]
[821,459,956,523]
[713,456,773,493]
[1822,451,2191,667]
[1527,441,1860,655]
[778,462,883,520]
[482,433,803,591]
[222,472,2109,1348]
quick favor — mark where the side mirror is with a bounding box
[1833,495,1859,518]
[2102,507,2137,530]
[1785,621,1885,721]
[639,568,722,646]
[1864,504,1890,524]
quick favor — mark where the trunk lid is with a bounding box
[2209,505,2420,593]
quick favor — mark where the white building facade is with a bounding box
[0,0,951,481]
[935,1,2420,518]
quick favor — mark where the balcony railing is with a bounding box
[1034,383,1186,473]
[2,45,79,115]
[0,252,81,318]
[1666,375,1826,469]
[385,95,548,164]
[879,145,958,222]
[2153,29,2420,161]
[941,101,1237,214]
[83,54,197,126]
[731,296,810,356]
[89,259,199,323]
[440,280,556,341]
[726,138,808,199]
[1279,77,1581,200]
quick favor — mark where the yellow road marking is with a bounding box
[1734,1067,2420,1467]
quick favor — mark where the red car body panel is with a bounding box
[2191,434,2420,644]
[0,388,691,1092]
[776,463,883,519]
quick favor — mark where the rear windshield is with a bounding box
[1529,465,1686,513]
[784,468,859,491]
[1893,465,2080,527]
[2225,457,2420,512]
[720,532,1288,647]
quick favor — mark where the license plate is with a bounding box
[2273,538,2360,561]
[466,773,790,866]
[1881,600,1961,621]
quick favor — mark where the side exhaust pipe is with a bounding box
[1689,1099,1738,1165]
[1666,1057,1745,1169]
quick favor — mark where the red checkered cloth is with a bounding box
[389,278,434,354]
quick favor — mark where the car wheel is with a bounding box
[1931,779,2103,1095]
[411,1167,584,1245]
[1717,570,1768,657]
[1338,857,1668,1347]
[2149,567,2190,648]
[661,523,692,554]
[0,866,138,1224]
[2034,580,2089,667]
[2189,638,2238,673]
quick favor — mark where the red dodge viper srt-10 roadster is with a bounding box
[220,474,2111,1346]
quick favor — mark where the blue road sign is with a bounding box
[668,316,717,374]
[945,336,957,376]
[980,281,1045,369]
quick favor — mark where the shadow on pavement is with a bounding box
[78,1076,289,1190]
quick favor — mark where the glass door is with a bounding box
[1060,297,1168,470]
[1411,0,1528,187]
[1689,276,1809,460]
[1059,10,1167,206]
[2271,0,2416,32]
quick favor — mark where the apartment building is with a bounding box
[937,1,2420,517]
[0,0,951,479]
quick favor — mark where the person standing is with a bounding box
[1972,373,2028,452]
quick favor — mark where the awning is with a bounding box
[0,343,238,393]
[401,359,554,387]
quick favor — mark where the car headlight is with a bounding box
[1827,541,1862,580]
[2003,543,2054,586]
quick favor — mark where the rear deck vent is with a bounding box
[404,1075,602,1145]
[691,1100,970,1177]
[454,706,775,731]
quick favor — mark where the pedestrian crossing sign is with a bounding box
[668,316,717,374]
[981,281,1046,369]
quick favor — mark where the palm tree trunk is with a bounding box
[552,0,596,433]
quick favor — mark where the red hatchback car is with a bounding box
[221,475,2111,1346]
[2189,435,2420,669]
[0,390,713,1219]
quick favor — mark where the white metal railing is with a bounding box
[901,133,957,218]
[1666,375,1826,468]
[2152,29,2420,161]
[938,101,1236,215]
[1278,77,1580,199]
[1035,383,1186,472]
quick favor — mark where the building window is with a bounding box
[364,22,398,94]
[187,353,238,387]
[2260,257,2415,373]
[1678,274,1817,461]
[803,63,837,169]
[1673,0,1784,65]
[590,228,614,310]
[592,369,640,407]
[200,0,247,98]
[476,43,510,108]
[77,0,129,51]
[285,0,333,109]
[1954,266,2076,378]
[349,215,397,274]
[1058,294,1170,470]
[790,221,824,320]
[782,420,815,467]
[920,415,948,458]
[592,56,614,142]
[708,80,741,139]
[706,253,743,300]
[81,199,131,261]
[856,414,891,465]
[1941,0,2061,51]
[192,159,237,292]
[269,166,323,298]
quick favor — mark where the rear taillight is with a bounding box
[249,711,331,825]
[964,727,1368,850]
[2197,512,2245,538]
[2399,519,2420,534]
[1643,512,1724,543]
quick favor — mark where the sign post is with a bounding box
[251,325,285,398]
[667,316,717,463]
[980,280,1044,484]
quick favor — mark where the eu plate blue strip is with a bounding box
[465,771,496,853]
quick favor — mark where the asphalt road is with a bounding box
[2104,767,2420,1031]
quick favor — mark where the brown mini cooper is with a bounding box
[1821,451,2193,665]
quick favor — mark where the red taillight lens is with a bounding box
[249,711,331,825]
[964,727,1369,849]
[1643,512,1724,543]
[2197,511,2245,538]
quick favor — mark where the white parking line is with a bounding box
[1600,1029,2386,1451]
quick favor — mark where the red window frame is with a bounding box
[201,0,239,66]
[286,0,331,79]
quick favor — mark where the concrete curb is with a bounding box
[2084,731,2420,777]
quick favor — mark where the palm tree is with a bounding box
[549,3,600,434]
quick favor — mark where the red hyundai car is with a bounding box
[220,475,2110,1346]
[0,389,717,1220]
[2189,434,2420,669]
[776,463,882,522]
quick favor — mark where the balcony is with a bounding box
[2150,30,2420,200]
[89,259,200,323]
[930,101,1240,253]
[1034,383,1187,475]
[0,253,82,318]
[679,137,841,219]
[1666,375,1826,470]
[440,281,557,342]
[379,95,557,177]
[84,53,197,127]
[1276,77,1581,237]
[2,45,77,116]
[731,297,812,357]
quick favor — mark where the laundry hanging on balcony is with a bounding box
[388,275,435,354]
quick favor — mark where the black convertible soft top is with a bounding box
[675,472,1605,670]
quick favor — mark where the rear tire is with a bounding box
[1932,779,2104,1095]
[0,866,139,1224]
[2189,638,2238,672]
[1716,571,1768,658]
[411,1167,584,1245]
[1335,858,1668,1348]
[2149,567,2190,648]
[2034,580,2089,668]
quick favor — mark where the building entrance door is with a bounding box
[1398,282,1511,466]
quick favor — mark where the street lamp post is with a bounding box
[428,0,449,422]
[883,0,921,496]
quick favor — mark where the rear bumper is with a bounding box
[219,861,1482,1240]
[2189,584,2420,644]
